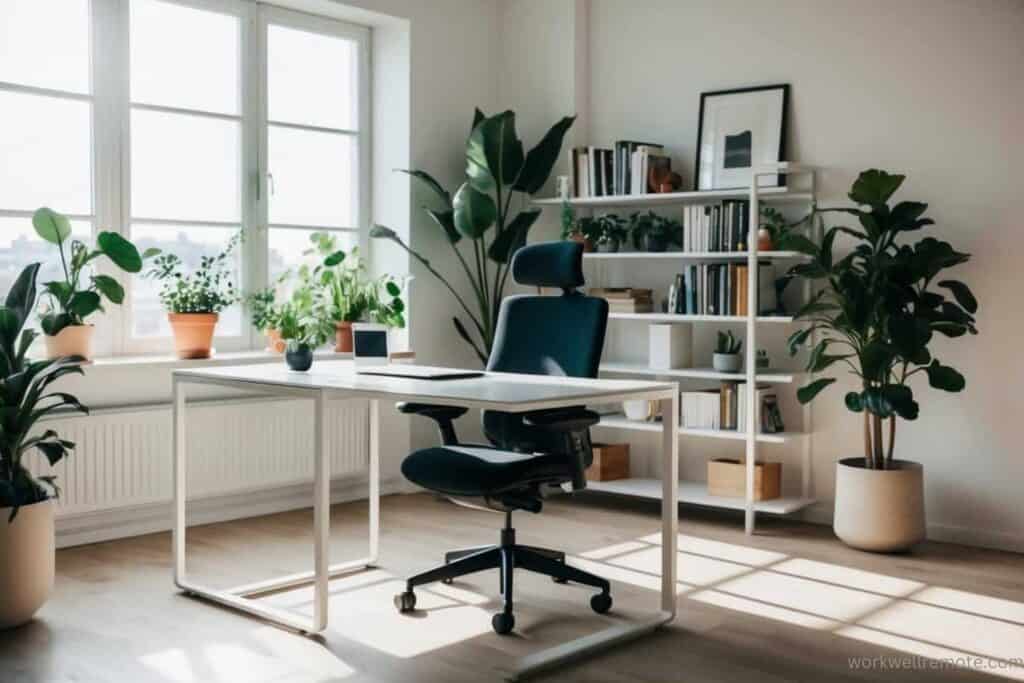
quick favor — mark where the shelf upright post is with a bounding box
[801,169,818,504]
[744,180,760,535]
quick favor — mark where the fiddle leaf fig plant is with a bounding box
[787,169,978,470]
[33,207,157,336]
[372,108,575,364]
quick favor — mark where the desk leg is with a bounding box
[172,378,187,586]
[368,398,380,564]
[313,389,331,631]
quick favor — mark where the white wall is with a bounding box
[578,0,1024,550]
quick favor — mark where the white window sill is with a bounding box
[84,348,415,371]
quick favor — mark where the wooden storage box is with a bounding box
[586,443,630,481]
[707,459,781,500]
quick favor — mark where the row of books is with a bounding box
[668,263,777,316]
[570,141,670,198]
[589,287,654,314]
[682,201,751,252]
[681,383,785,433]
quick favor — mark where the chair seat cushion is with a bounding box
[401,445,570,497]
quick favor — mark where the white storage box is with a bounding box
[649,323,693,369]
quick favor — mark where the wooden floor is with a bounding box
[2,492,1023,683]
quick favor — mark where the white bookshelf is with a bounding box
[536,163,820,534]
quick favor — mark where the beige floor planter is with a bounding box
[43,324,95,360]
[0,500,55,629]
[833,457,925,552]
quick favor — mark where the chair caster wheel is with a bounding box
[492,612,515,635]
[591,592,612,614]
[394,590,416,613]
[552,577,569,584]
[442,578,454,585]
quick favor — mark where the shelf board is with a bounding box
[607,312,794,324]
[595,414,802,444]
[599,363,798,383]
[585,478,816,515]
[584,250,808,261]
[533,186,813,209]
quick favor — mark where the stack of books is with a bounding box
[682,201,750,252]
[681,383,785,433]
[667,263,777,316]
[571,141,669,197]
[589,287,654,314]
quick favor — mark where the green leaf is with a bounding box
[68,291,102,319]
[890,201,928,229]
[452,182,497,239]
[142,247,162,259]
[471,107,486,133]
[775,233,819,256]
[370,225,398,241]
[797,377,835,404]
[385,281,401,297]
[787,326,816,356]
[397,169,452,208]
[931,321,968,338]
[937,280,978,314]
[5,263,40,327]
[36,441,70,466]
[926,360,965,392]
[513,115,576,194]
[845,391,864,412]
[487,209,541,263]
[467,111,524,194]
[91,275,125,304]
[97,231,143,272]
[882,384,919,420]
[863,388,894,418]
[848,169,905,207]
[324,251,346,267]
[426,209,461,244]
[40,313,73,336]
[32,207,73,244]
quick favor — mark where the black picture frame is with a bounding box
[693,84,790,191]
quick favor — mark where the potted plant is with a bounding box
[276,300,334,372]
[1,264,88,628]
[787,169,978,552]
[712,330,743,372]
[372,108,574,364]
[594,214,627,253]
[630,211,681,252]
[247,287,285,353]
[559,200,599,252]
[145,232,240,359]
[32,208,155,360]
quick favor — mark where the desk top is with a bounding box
[174,360,676,412]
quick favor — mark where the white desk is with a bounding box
[172,360,678,679]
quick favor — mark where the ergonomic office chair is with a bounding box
[393,241,611,635]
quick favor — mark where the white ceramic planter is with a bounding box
[833,457,925,552]
[0,499,55,628]
[43,324,94,360]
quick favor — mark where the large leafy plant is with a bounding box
[146,232,241,314]
[276,300,334,350]
[1,264,88,520]
[787,169,978,470]
[33,207,155,336]
[372,109,575,364]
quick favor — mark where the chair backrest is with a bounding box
[486,241,608,378]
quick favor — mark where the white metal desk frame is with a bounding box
[172,364,679,680]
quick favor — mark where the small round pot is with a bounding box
[265,328,285,354]
[335,321,354,353]
[712,352,742,372]
[596,238,620,253]
[0,499,54,629]
[757,227,774,252]
[834,457,925,552]
[168,313,218,360]
[285,344,314,372]
[569,232,594,253]
[643,235,668,252]
[623,399,658,422]
[43,324,94,361]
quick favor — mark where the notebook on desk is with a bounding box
[355,365,484,380]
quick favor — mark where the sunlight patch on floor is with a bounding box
[690,589,840,630]
[714,569,894,622]
[640,533,787,566]
[568,556,694,594]
[609,546,752,587]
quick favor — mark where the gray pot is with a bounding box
[285,344,313,372]
[834,458,925,552]
[712,353,742,372]
[597,238,620,253]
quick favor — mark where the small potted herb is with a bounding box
[32,208,155,360]
[560,200,598,252]
[712,330,743,372]
[594,214,627,253]
[247,287,285,353]
[145,232,240,359]
[276,301,334,372]
[630,211,681,252]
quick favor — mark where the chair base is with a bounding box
[394,515,612,635]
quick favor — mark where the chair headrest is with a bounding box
[511,241,584,290]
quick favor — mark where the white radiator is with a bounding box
[32,397,370,518]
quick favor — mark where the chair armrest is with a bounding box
[522,408,600,432]
[395,403,468,445]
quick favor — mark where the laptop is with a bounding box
[351,323,484,381]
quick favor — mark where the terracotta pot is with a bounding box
[833,458,925,552]
[335,321,354,353]
[168,313,218,359]
[265,328,286,354]
[757,228,774,252]
[0,499,54,629]
[569,233,594,252]
[43,324,94,360]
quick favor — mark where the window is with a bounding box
[0,0,370,356]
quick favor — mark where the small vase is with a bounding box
[569,232,594,253]
[285,344,314,372]
[43,324,94,361]
[168,313,218,359]
[335,321,354,353]
[757,228,773,252]
[644,235,668,252]
[712,353,742,373]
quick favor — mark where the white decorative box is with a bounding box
[649,323,693,370]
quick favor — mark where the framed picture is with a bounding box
[694,84,789,191]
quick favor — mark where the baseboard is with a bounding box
[55,475,405,549]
